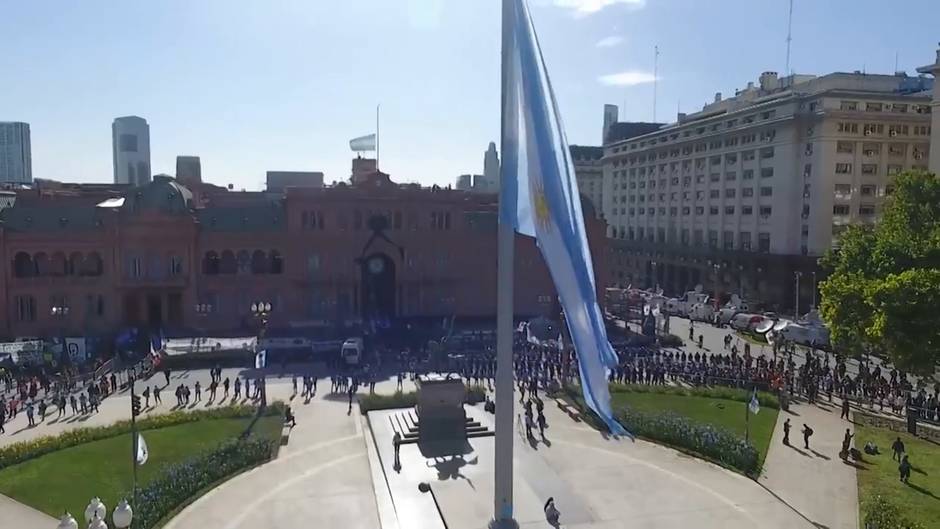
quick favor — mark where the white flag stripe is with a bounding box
[136,433,149,465]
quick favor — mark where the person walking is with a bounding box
[234,377,242,400]
[153,385,162,405]
[347,383,356,413]
[26,401,35,426]
[841,428,854,460]
[143,386,151,408]
[194,381,202,402]
[223,377,230,398]
[163,368,171,386]
[70,394,78,415]
[393,431,402,470]
[537,408,547,438]
[841,395,851,420]
[782,418,791,446]
[544,497,560,528]
[891,436,905,462]
[802,423,813,449]
[899,455,912,483]
[0,406,5,434]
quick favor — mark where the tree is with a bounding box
[819,170,940,375]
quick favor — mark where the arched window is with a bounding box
[13,252,33,278]
[83,252,104,276]
[237,250,251,275]
[68,252,84,276]
[203,251,220,275]
[251,250,268,274]
[51,252,68,276]
[34,252,50,277]
[220,250,237,274]
[270,250,283,274]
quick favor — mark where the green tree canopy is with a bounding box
[819,170,940,375]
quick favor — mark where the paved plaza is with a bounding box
[0,351,867,529]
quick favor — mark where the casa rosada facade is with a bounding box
[0,171,608,340]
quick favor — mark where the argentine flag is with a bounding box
[501,0,626,436]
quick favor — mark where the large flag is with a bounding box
[349,133,377,152]
[136,433,149,465]
[501,0,626,436]
[255,349,267,370]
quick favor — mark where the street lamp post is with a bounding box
[811,271,817,309]
[51,305,70,362]
[251,301,272,407]
[68,497,132,529]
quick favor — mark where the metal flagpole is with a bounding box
[131,378,139,527]
[492,0,516,526]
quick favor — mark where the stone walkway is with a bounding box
[0,490,57,529]
[761,399,859,529]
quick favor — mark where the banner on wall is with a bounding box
[66,337,87,363]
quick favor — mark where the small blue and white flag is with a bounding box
[501,0,626,436]
[748,390,760,415]
[255,349,267,370]
[136,433,149,465]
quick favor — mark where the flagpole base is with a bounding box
[489,519,519,529]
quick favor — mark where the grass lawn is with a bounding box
[855,423,940,527]
[0,416,282,520]
[610,391,779,468]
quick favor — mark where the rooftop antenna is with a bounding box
[785,0,793,76]
[653,45,659,122]
[894,51,899,73]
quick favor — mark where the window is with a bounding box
[742,169,754,180]
[708,230,718,248]
[742,187,754,197]
[724,188,736,199]
[759,206,773,216]
[863,123,884,136]
[169,255,183,277]
[760,167,774,178]
[740,232,752,251]
[682,207,690,215]
[891,103,908,113]
[885,185,896,196]
[119,134,138,152]
[861,164,877,175]
[681,230,689,244]
[835,163,852,174]
[859,204,876,216]
[888,144,905,157]
[695,206,705,215]
[725,171,736,181]
[860,184,876,197]
[742,150,755,161]
[710,173,720,182]
[834,184,852,197]
[709,190,720,198]
[887,164,902,176]
[760,187,773,197]
[693,230,703,246]
[723,231,734,250]
[85,294,105,318]
[840,101,858,111]
[742,206,753,215]
[695,190,704,199]
[725,153,737,164]
[724,206,735,215]
[888,125,909,137]
[838,122,859,134]
[709,206,719,215]
[760,130,776,142]
[837,141,855,153]
[833,205,850,215]
[14,295,36,322]
[865,102,883,112]
[758,233,771,252]
[761,110,776,120]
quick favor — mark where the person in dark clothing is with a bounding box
[164,369,171,386]
[782,418,791,446]
[899,455,911,483]
[393,431,402,470]
[802,423,813,449]
[891,437,905,462]
[840,396,850,419]
[841,429,854,460]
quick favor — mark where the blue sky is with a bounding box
[2,0,937,189]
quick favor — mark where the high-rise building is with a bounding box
[603,68,933,310]
[0,122,32,184]
[112,116,151,185]
[916,46,940,175]
[176,156,202,185]
[483,142,500,192]
[570,145,604,218]
[456,174,473,190]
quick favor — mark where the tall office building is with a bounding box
[483,142,500,192]
[455,174,473,190]
[570,145,604,218]
[176,156,202,186]
[603,68,933,310]
[112,116,151,185]
[0,122,32,184]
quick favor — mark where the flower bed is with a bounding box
[0,402,284,471]
[358,384,487,413]
[130,437,278,529]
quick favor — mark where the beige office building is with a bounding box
[571,145,604,218]
[602,68,932,311]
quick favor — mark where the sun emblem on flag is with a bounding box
[532,181,552,230]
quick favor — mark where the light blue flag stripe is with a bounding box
[502,0,627,436]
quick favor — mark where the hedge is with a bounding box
[130,437,278,529]
[609,383,780,410]
[359,384,487,414]
[863,496,926,529]
[658,334,684,348]
[0,402,285,471]
[563,386,761,477]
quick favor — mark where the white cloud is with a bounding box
[595,36,624,48]
[553,0,646,16]
[598,70,657,86]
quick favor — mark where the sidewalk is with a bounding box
[0,490,57,529]
[760,400,859,529]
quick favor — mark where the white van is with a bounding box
[341,338,363,365]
